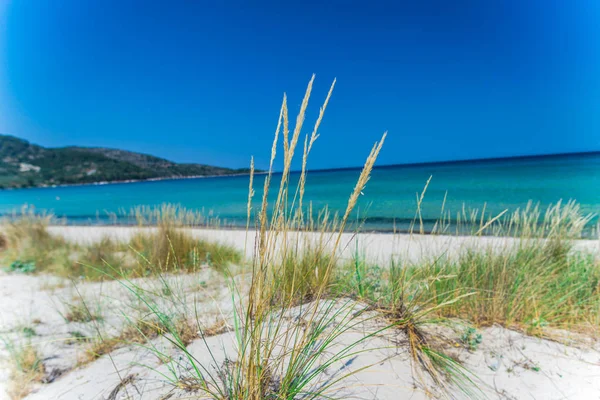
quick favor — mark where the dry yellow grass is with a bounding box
[1,204,241,279]
[78,336,121,365]
[225,76,388,399]
[92,77,389,399]
[7,344,45,400]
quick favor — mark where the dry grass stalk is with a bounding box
[78,337,121,365]
[233,77,389,400]
[244,157,255,257]
[295,78,336,223]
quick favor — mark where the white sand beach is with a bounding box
[1,226,599,399]
[46,225,600,264]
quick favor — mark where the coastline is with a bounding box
[45,225,600,264]
[5,148,599,192]
[0,170,266,191]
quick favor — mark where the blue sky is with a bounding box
[1,1,600,170]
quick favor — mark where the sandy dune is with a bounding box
[0,227,599,399]
[0,271,599,399]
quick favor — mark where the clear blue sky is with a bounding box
[1,1,599,170]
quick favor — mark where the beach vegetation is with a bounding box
[78,336,121,365]
[274,239,334,304]
[129,225,240,275]
[0,232,6,250]
[85,76,399,400]
[21,327,36,338]
[0,208,69,272]
[0,206,242,280]
[413,242,600,334]
[5,260,36,274]
[63,300,103,323]
[2,337,45,399]
[460,327,483,351]
[66,330,89,345]
[337,201,600,335]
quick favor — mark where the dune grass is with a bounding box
[336,200,599,336]
[413,240,600,334]
[431,198,594,238]
[1,337,45,400]
[1,209,71,274]
[222,77,389,400]
[89,76,398,400]
[428,203,600,334]
[128,203,225,229]
[275,238,334,304]
[129,224,240,275]
[322,199,599,393]
[0,206,241,280]
[62,300,103,323]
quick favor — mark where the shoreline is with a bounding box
[4,149,600,192]
[0,171,267,191]
[46,225,600,264]
[17,218,600,239]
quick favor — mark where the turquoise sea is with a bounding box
[1,153,599,234]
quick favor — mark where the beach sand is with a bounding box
[1,226,599,399]
[46,225,600,264]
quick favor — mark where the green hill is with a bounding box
[0,134,251,189]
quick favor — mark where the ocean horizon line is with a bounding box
[2,149,599,192]
[308,149,600,175]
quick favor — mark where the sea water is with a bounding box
[1,153,599,234]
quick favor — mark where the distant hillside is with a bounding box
[0,135,252,189]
